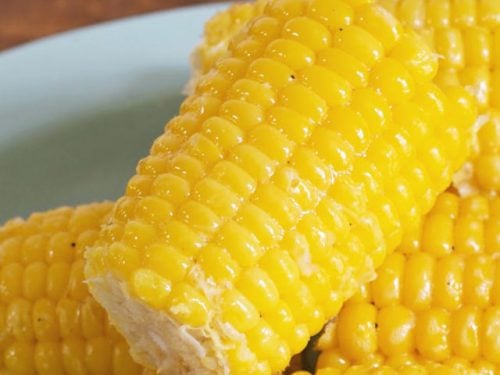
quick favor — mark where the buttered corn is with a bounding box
[84,1,476,374]
[0,203,145,375]
[315,192,500,373]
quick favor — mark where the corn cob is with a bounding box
[193,0,500,195]
[0,203,147,375]
[85,0,477,374]
[314,191,500,373]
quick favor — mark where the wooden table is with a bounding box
[0,0,221,51]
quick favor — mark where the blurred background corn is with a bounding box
[314,191,500,374]
[85,0,476,373]
[194,0,500,195]
[0,203,145,375]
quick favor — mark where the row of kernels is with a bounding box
[3,297,111,342]
[3,338,141,375]
[421,198,500,256]
[0,259,88,304]
[386,0,500,30]
[364,252,500,310]
[319,303,500,365]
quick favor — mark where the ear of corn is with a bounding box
[0,203,147,375]
[314,191,500,374]
[194,0,500,196]
[84,1,476,374]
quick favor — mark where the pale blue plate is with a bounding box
[0,2,228,222]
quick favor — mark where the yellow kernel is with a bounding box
[85,337,113,375]
[131,268,172,309]
[33,298,59,341]
[278,83,327,124]
[248,124,293,163]
[283,283,317,324]
[463,255,494,307]
[22,261,47,301]
[463,27,491,66]
[4,341,36,375]
[267,0,305,19]
[230,144,275,182]
[336,303,377,361]
[371,252,405,308]
[217,221,263,267]
[21,234,46,263]
[178,200,220,234]
[298,65,352,106]
[170,153,205,183]
[106,242,140,278]
[306,0,354,32]
[454,216,485,255]
[475,155,500,191]
[137,155,170,176]
[145,244,191,283]
[481,306,500,363]
[435,28,464,69]
[6,298,35,341]
[421,213,453,256]
[61,339,86,374]
[267,106,314,143]
[236,268,280,312]
[265,38,314,70]
[125,175,153,197]
[210,160,256,199]
[220,99,264,131]
[179,95,220,120]
[402,252,434,312]
[427,0,451,27]
[249,16,282,43]
[391,32,438,84]
[81,297,105,339]
[351,87,391,132]
[151,173,190,205]
[253,184,301,229]
[0,238,22,263]
[326,106,370,153]
[134,196,174,226]
[479,0,500,27]
[196,244,240,282]
[415,308,451,362]
[56,298,82,339]
[112,341,143,375]
[46,232,73,264]
[167,282,209,327]
[333,25,383,67]
[355,3,402,50]
[201,116,244,151]
[317,48,368,88]
[259,248,300,295]
[221,289,260,332]
[450,306,480,361]
[370,58,415,104]
[290,146,335,190]
[121,220,156,249]
[68,259,88,300]
[282,17,331,52]
[35,342,64,375]
[433,254,464,311]
[377,305,415,357]
[236,203,284,247]
[247,57,295,89]
[0,263,23,302]
[227,79,276,108]
[47,262,70,300]
[460,66,490,110]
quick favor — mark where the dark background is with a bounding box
[0,0,221,50]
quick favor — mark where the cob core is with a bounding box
[84,0,476,374]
